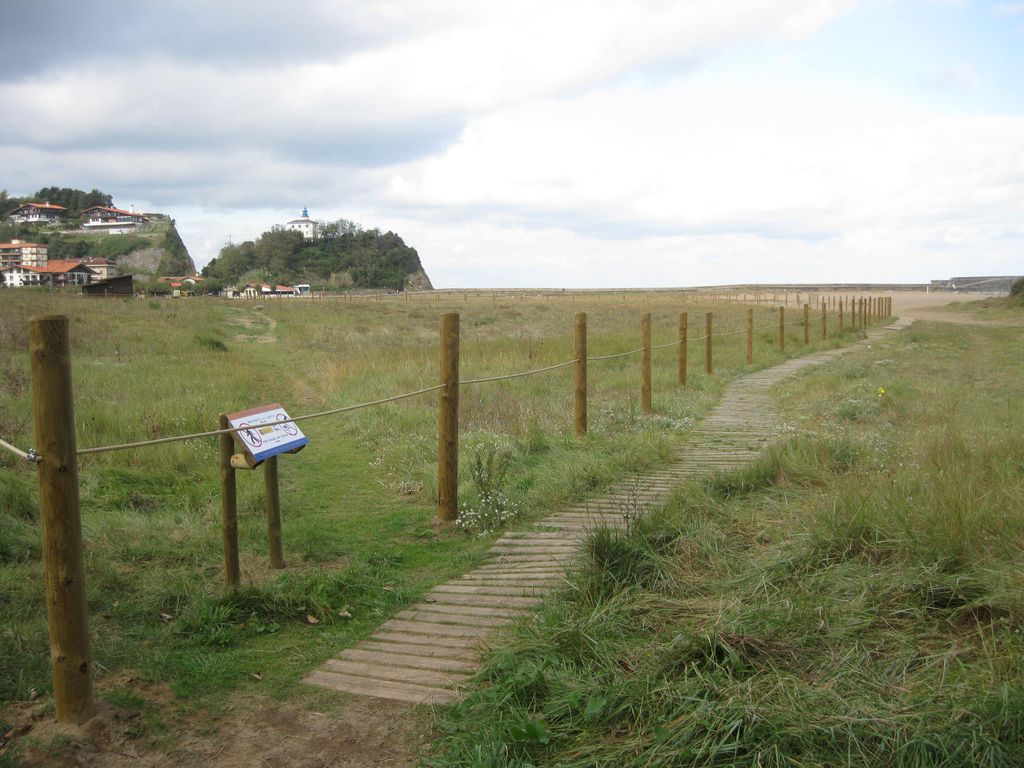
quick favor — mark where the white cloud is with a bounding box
[384,77,1024,233]
[0,1,857,151]
[4,0,1021,288]
[994,1,1024,15]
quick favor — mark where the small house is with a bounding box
[81,205,149,233]
[79,257,117,281]
[82,274,134,297]
[7,202,67,224]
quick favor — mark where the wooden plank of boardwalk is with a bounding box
[305,318,911,705]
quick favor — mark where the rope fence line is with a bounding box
[76,383,447,457]
[55,313,864,459]
[27,304,878,462]
[459,358,579,386]
[587,346,646,362]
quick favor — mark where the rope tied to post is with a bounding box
[0,437,42,464]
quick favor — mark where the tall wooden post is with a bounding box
[678,312,688,386]
[29,315,96,726]
[705,312,713,375]
[264,456,284,569]
[839,298,844,333]
[641,313,652,414]
[218,414,240,588]
[821,303,827,340]
[438,313,460,522]
[779,307,785,352]
[803,304,810,345]
[746,308,753,365]
[574,312,587,437]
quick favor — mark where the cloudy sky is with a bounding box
[2,1,1022,287]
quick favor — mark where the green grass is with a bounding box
[427,315,1024,767]
[0,290,866,745]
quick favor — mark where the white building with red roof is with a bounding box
[81,205,149,233]
[1,260,96,288]
[7,202,67,224]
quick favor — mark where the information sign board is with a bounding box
[225,403,308,462]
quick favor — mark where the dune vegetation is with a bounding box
[429,309,1024,767]
[1,289,855,755]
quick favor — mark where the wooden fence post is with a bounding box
[264,456,284,569]
[678,312,688,386]
[779,306,785,352]
[218,414,240,589]
[29,314,96,725]
[746,308,753,365]
[821,303,827,340]
[641,313,652,413]
[803,304,810,345]
[438,313,460,522]
[705,312,713,374]
[839,298,844,333]
[574,312,587,437]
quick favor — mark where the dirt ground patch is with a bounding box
[227,308,278,343]
[890,290,1023,327]
[3,679,431,767]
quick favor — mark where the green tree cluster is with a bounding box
[202,219,425,291]
[2,187,113,215]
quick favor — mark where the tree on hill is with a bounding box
[28,187,113,213]
[202,219,427,291]
[2,187,114,216]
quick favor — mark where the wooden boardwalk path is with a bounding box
[306,319,912,705]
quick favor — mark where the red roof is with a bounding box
[82,205,146,217]
[38,260,96,274]
[0,241,46,249]
[13,202,67,211]
[276,285,293,291]
[1,264,42,273]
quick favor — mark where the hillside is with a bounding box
[42,214,194,276]
[1,187,196,277]
[201,220,432,291]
